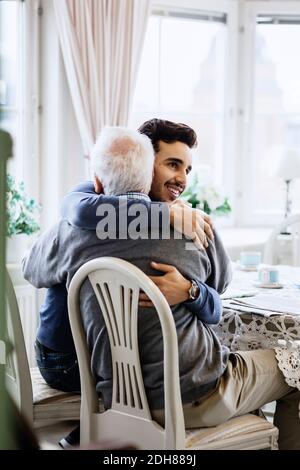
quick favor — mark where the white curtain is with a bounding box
[53,0,151,166]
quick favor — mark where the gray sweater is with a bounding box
[23,207,231,409]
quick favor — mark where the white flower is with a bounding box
[197,186,223,211]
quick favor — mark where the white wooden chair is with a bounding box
[5,270,81,426]
[264,214,300,266]
[68,257,278,450]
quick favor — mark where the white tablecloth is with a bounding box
[215,265,300,390]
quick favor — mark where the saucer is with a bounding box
[253,281,283,289]
[236,261,258,272]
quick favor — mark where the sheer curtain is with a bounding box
[53,0,151,171]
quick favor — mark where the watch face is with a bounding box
[190,280,198,300]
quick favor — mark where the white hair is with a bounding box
[91,126,154,195]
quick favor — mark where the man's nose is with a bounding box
[175,170,187,186]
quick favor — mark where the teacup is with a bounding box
[257,265,279,285]
[239,251,262,269]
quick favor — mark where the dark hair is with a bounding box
[138,118,197,153]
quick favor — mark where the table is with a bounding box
[214,264,300,390]
[216,264,300,350]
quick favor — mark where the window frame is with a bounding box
[238,0,300,226]
[20,0,41,203]
[0,0,41,203]
[0,0,23,174]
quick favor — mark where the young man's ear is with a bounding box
[94,175,104,194]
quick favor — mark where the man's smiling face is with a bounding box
[149,140,192,203]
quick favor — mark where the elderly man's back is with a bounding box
[23,206,231,410]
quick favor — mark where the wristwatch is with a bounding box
[188,279,200,301]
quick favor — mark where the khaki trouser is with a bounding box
[152,349,300,450]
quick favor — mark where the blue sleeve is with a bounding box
[61,181,168,231]
[183,280,222,324]
[61,181,120,229]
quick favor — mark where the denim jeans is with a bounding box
[35,339,81,393]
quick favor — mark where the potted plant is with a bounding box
[6,174,41,264]
[181,174,231,216]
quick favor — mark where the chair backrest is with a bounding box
[264,214,300,266]
[5,270,33,424]
[68,257,186,450]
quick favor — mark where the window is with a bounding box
[240,1,300,225]
[0,0,23,178]
[252,16,300,215]
[129,7,230,192]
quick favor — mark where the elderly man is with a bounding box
[23,124,300,449]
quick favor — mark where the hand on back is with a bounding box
[139,261,192,307]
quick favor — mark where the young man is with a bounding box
[23,124,300,449]
[33,120,225,396]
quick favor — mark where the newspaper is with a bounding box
[220,289,257,300]
[223,294,300,316]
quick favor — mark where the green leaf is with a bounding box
[6,174,41,238]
